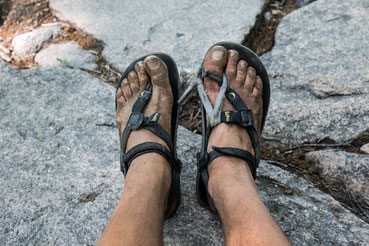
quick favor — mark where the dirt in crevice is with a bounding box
[261,139,369,223]
[243,0,300,56]
[0,0,121,85]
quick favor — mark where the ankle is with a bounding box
[207,157,255,199]
[207,123,254,155]
[128,153,172,195]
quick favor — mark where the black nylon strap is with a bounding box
[132,82,152,113]
[212,146,256,178]
[225,87,249,111]
[142,124,174,153]
[121,142,180,175]
[220,110,254,128]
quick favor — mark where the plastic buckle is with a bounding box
[239,110,254,128]
[127,112,144,130]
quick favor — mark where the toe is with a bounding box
[143,56,169,88]
[121,78,133,99]
[235,60,247,84]
[225,50,239,82]
[128,71,140,94]
[135,61,149,89]
[203,46,228,104]
[244,67,257,93]
[253,76,263,96]
[116,87,126,105]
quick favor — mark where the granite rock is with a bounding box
[262,0,369,145]
[305,150,369,203]
[35,42,97,70]
[49,0,266,73]
[1,61,368,245]
[11,26,61,58]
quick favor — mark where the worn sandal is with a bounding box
[116,53,182,219]
[193,42,270,212]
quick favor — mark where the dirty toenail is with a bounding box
[146,57,160,70]
[240,60,246,68]
[229,50,236,56]
[137,61,144,67]
[129,71,136,78]
[248,67,255,75]
[212,49,225,60]
[123,78,128,84]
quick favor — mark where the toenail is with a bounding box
[248,67,255,75]
[129,71,136,78]
[229,50,236,56]
[146,57,160,70]
[240,60,246,68]
[212,49,225,60]
[123,78,128,84]
[137,61,144,67]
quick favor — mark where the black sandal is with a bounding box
[195,42,270,212]
[115,53,182,219]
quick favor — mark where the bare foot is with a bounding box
[202,46,263,184]
[115,55,174,187]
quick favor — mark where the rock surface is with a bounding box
[262,0,369,145]
[305,150,369,203]
[1,61,368,245]
[11,26,61,58]
[35,42,97,70]
[49,0,266,72]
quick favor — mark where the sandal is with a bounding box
[116,53,182,219]
[181,42,270,212]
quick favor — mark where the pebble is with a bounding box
[360,143,369,154]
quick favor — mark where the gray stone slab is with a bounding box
[262,0,369,145]
[11,26,61,58]
[305,150,369,203]
[49,0,266,73]
[35,42,97,70]
[1,62,368,245]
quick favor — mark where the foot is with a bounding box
[115,55,173,188]
[203,46,263,190]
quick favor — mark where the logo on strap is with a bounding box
[225,111,230,122]
[140,91,147,97]
[151,113,159,122]
[229,92,236,99]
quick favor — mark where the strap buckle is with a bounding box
[127,112,144,130]
[239,110,254,128]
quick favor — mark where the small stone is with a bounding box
[264,11,273,22]
[35,42,97,69]
[11,26,62,58]
[360,143,369,154]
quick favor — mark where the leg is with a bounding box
[98,56,175,246]
[203,46,290,245]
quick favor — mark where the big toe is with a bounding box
[203,46,228,103]
[143,56,169,88]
